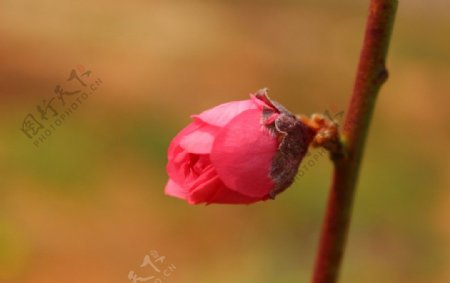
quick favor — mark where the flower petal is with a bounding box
[206,182,266,204]
[210,109,278,198]
[187,169,222,204]
[188,173,264,205]
[164,179,188,200]
[167,150,263,205]
[168,122,202,161]
[192,99,258,127]
[166,152,212,188]
[179,122,220,154]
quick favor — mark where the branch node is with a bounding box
[298,113,345,160]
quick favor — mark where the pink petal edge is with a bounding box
[192,99,258,127]
[179,122,220,154]
[168,122,201,161]
[164,179,188,200]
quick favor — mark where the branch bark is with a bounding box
[311,1,398,282]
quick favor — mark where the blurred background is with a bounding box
[1,0,449,282]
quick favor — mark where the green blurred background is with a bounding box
[1,1,449,282]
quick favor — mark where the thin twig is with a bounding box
[311,1,398,283]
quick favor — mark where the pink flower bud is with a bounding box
[165,89,315,204]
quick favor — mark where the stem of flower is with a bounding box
[311,1,398,283]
